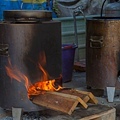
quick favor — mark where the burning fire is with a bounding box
[5,51,62,98]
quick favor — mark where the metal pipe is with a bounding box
[100,0,107,17]
[73,7,86,61]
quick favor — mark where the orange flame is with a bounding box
[5,51,62,98]
[28,79,61,96]
[5,60,32,90]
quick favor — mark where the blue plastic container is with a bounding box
[62,44,77,83]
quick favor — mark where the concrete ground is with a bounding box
[63,71,120,120]
[0,71,120,119]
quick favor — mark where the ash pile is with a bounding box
[0,108,50,120]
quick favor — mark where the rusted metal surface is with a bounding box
[0,11,61,111]
[86,17,120,89]
[3,10,52,22]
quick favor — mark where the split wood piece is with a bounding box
[38,105,115,120]
[74,90,98,104]
[80,107,116,120]
[59,89,98,104]
[59,89,90,103]
[12,107,23,120]
[32,91,88,115]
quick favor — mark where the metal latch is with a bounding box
[0,44,9,56]
[90,36,104,48]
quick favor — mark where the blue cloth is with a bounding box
[0,0,57,20]
[22,2,47,10]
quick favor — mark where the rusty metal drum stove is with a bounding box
[0,10,62,111]
[86,17,120,91]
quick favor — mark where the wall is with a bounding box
[53,15,99,61]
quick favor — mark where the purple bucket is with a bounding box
[62,44,77,83]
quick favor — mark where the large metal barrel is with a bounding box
[0,10,61,111]
[86,17,120,89]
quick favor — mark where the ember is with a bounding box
[28,79,62,96]
[5,51,62,98]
